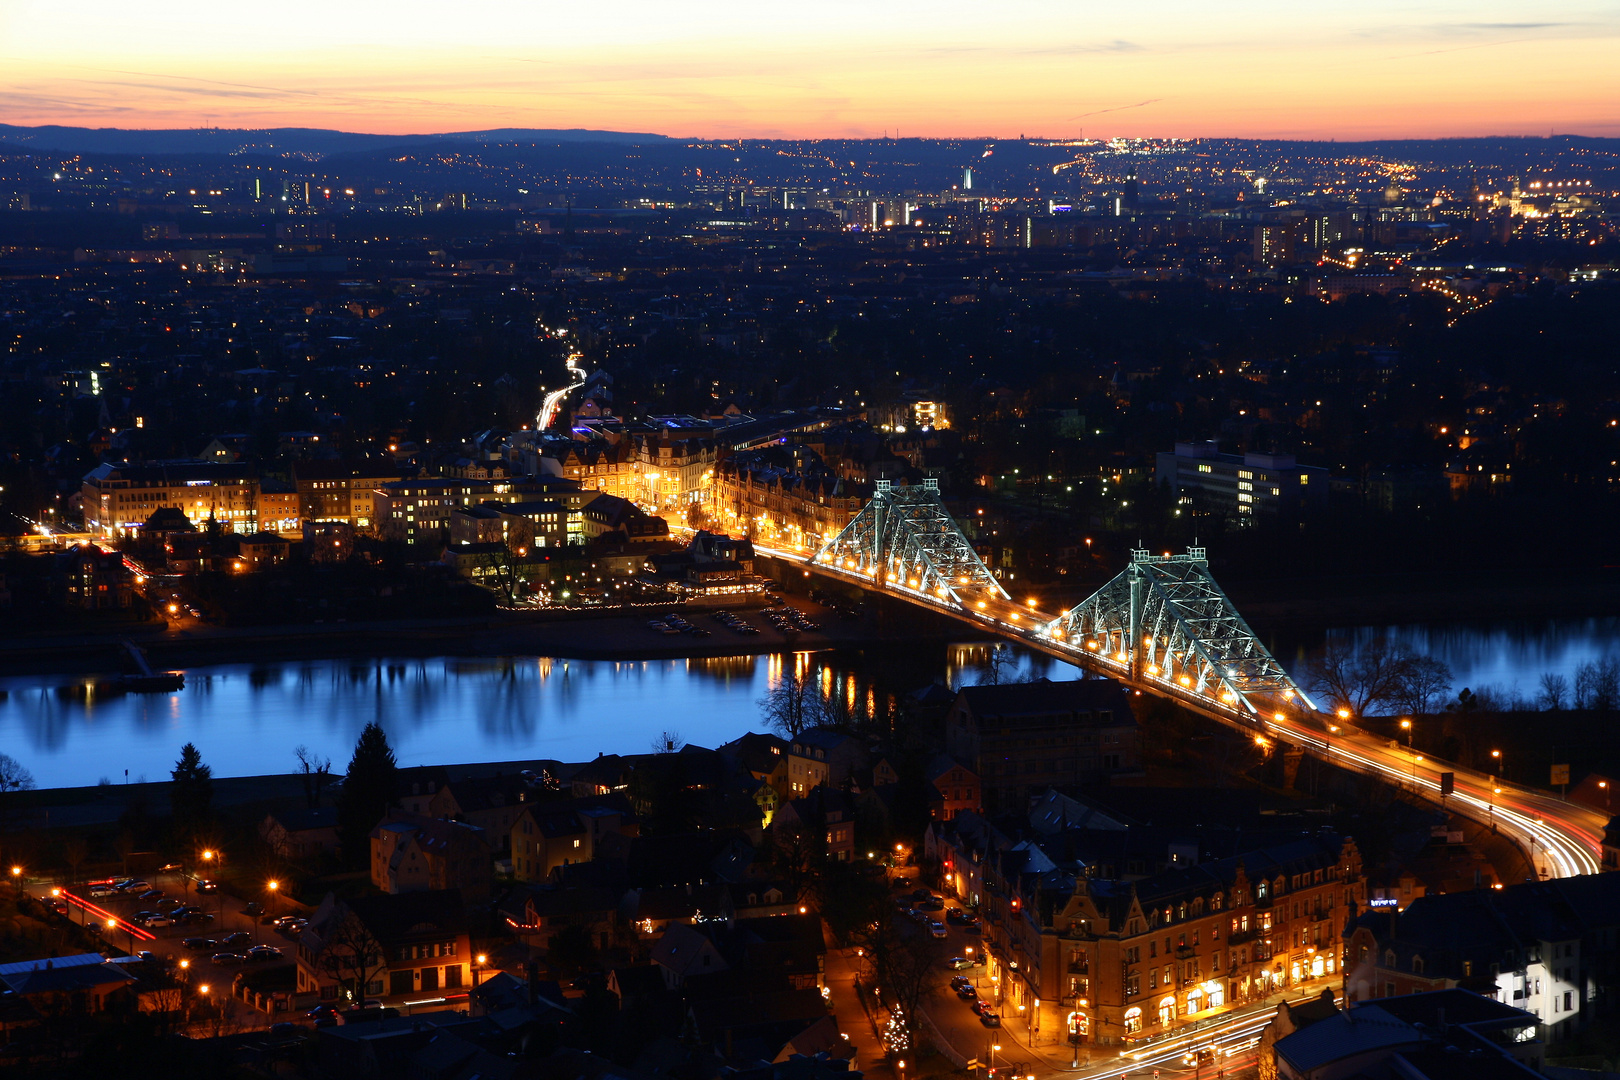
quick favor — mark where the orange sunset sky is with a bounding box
[1,0,1616,139]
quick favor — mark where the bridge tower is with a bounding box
[812,479,1007,607]
[1043,546,1313,718]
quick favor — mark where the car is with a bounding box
[142,914,176,928]
[246,945,283,962]
[269,1022,302,1037]
[690,628,711,638]
[131,911,158,923]
[121,880,151,893]
[950,975,971,990]
[1184,1049,1216,1067]
[917,899,944,912]
[957,985,978,1000]
[181,911,215,925]
[307,1004,339,1026]
[211,952,248,965]
[220,931,252,948]
[949,956,979,970]
[929,921,946,938]
[278,918,309,935]
[973,1000,993,1016]
[158,862,184,873]
[195,880,218,893]
[137,889,164,902]
[980,1012,1002,1028]
[242,902,263,916]
[88,883,120,898]
[183,937,218,952]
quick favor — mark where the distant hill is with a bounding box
[0,125,674,157]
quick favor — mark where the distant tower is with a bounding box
[963,168,973,191]
[1123,166,1140,210]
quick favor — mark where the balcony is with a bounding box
[1228,928,1256,946]
[1069,961,1090,974]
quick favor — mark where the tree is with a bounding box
[169,743,213,841]
[294,745,333,810]
[63,836,89,885]
[851,911,944,1055]
[758,667,823,738]
[1574,657,1619,711]
[0,753,35,829]
[1538,672,1569,711]
[317,910,388,1005]
[1306,638,1416,718]
[338,723,398,862]
[1393,655,1453,715]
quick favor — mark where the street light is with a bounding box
[1400,718,1412,748]
[1491,749,1502,776]
[474,953,488,986]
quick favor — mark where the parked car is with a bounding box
[929,921,947,938]
[211,952,248,966]
[137,889,164,902]
[142,914,175,928]
[195,880,218,893]
[158,862,184,873]
[950,976,971,991]
[980,1011,1002,1028]
[220,931,252,948]
[183,937,218,952]
[88,883,119,898]
[269,1022,302,1037]
[242,902,263,916]
[949,956,982,970]
[957,985,978,1000]
[246,945,283,963]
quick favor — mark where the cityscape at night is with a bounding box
[1,5,1619,1079]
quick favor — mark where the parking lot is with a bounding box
[43,868,301,1025]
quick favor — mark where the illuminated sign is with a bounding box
[185,480,212,487]
[1368,897,1398,909]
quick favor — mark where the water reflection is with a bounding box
[1320,617,1620,700]
[6,616,1607,788]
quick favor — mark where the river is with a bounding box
[3,618,1616,789]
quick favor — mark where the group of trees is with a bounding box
[1539,657,1620,711]
[1306,638,1455,717]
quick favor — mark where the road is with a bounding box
[765,541,1605,880]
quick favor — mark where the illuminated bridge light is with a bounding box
[1179,676,1191,687]
[1148,665,1159,675]
[1086,640,1098,650]
[977,601,987,609]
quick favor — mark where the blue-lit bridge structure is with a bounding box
[760,479,1605,878]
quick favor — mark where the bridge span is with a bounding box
[753,479,1605,879]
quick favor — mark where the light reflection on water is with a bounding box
[0,644,1079,788]
[8,618,1606,788]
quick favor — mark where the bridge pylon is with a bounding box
[811,479,1008,607]
[1042,546,1313,717]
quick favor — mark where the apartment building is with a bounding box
[927,814,1362,1047]
[1154,441,1328,519]
[82,461,260,536]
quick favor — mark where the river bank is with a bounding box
[0,595,986,679]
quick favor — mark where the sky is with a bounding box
[1,0,1617,139]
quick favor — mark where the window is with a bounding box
[1238,470,1253,479]
[1197,464,1212,473]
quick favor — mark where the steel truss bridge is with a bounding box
[784,480,1604,877]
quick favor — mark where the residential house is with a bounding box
[260,807,341,860]
[773,788,856,863]
[944,678,1142,813]
[369,814,492,901]
[925,754,980,821]
[296,889,472,1004]
[1344,871,1620,1042]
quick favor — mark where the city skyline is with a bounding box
[2,0,1618,138]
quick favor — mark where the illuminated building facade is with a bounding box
[82,461,260,537]
[1155,441,1328,520]
[929,818,1362,1047]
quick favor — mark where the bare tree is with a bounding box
[855,917,945,1054]
[1573,657,1619,712]
[1537,672,1569,711]
[294,744,333,810]
[651,730,685,754]
[1306,638,1416,718]
[0,752,35,829]
[317,912,388,1005]
[758,666,824,738]
[62,837,89,886]
[1393,655,1453,715]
